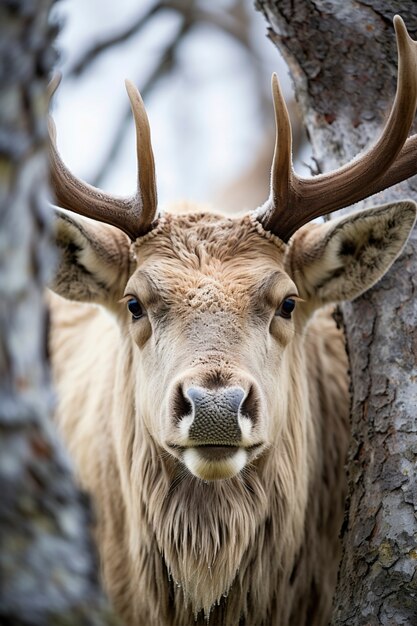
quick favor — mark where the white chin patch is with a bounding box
[183,448,247,480]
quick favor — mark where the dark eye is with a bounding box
[127,297,144,320]
[277,298,296,319]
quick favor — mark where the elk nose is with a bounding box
[186,386,245,443]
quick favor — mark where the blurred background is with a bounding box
[51,0,312,214]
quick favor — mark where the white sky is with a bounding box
[51,0,311,212]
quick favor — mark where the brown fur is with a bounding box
[49,203,415,625]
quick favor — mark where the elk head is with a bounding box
[49,16,417,483]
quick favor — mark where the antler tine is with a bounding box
[125,80,158,230]
[270,72,293,215]
[47,72,62,101]
[259,15,417,242]
[49,80,157,240]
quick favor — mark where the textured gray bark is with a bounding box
[256,1,417,625]
[0,3,118,624]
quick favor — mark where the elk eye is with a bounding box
[277,298,296,319]
[127,298,144,320]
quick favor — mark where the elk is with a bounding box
[48,16,417,626]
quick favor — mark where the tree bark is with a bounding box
[0,3,118,624]
[256,1,417,625]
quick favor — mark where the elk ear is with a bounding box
[51,212,132,305]
[286,201,416,305]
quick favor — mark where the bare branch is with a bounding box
[92,17,192,188]
[68,2,164,77]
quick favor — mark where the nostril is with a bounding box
[172,384,193,423]
[223,387,245,415]
[185,387,205,407]
[240,385,259,424]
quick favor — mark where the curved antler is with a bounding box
[258,15,417,242]
[49,77,157,240]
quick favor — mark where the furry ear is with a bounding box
[51,212,132,305]
[286,201,416,305]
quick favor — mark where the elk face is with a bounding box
[123,213,300,480]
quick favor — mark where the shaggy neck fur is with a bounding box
[108,332,314,626]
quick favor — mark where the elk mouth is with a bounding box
[193,444,239,461]
[166,442,264,480]
[167,442,263,460]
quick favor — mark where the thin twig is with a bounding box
[91,17,192,188]
[68,2,164,77]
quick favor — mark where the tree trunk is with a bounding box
[0,3,118,624]
[256,2,417,625]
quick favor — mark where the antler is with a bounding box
[49,77,157,240]
[258,15,417,242]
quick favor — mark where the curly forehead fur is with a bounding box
[135,212,286,265]
[131,212,288,312]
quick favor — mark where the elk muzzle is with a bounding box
[168,382,264,480]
